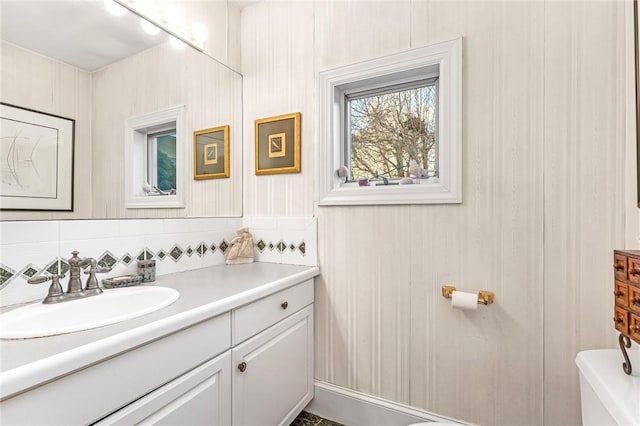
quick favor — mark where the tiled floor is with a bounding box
[290,411,345,426]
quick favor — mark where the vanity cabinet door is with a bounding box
[95,351,231,426]
[232,305,313,426]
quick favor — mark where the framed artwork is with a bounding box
[0,102,74,211]
[193,125,229,180]
[254,112,300,175]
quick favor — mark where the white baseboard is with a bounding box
[304,381,470,426]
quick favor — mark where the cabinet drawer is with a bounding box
[631,313,640,343]
[615,281,629,308]
[628,286,640,314]
[232,280,313,345]
[628,257,640,285]
[614,253,628,281]
[614,306,629,334]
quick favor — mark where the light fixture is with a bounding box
[104,0,127,16]
[163,4,182,25]
[140,18,161,36]
[104,1,205,51]
[191,22,208,42]
[169,36,187,50]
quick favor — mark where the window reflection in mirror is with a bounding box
[125,106,185,209]
[147,129,177,194]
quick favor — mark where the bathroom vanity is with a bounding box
[0,263,318,425]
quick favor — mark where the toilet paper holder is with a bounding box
[441,285,494,306]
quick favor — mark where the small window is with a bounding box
[125,105,185,209]
[317,37,462,206]
[346,79,438,182]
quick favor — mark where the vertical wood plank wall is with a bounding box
[91,43,243,218]
[241,1,628,424]
[543,2,626,424]
[0,41,92,221]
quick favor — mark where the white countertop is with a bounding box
[0,262,319,400]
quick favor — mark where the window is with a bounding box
[125,105,185,209]
[317,37,462,206]
[346,79,438,181]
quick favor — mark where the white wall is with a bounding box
[241,1,630,425]
[626,0,640,250]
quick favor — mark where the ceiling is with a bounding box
[0,1,168,71]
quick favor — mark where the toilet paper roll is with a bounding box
[451,291,477,311]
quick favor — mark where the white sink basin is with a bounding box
[0,286,179,339]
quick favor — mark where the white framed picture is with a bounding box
[0,103,74,211]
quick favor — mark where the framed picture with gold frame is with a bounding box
[193,125,229,180]
[254,112,300,175]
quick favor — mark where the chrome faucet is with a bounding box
[27,251,111,304]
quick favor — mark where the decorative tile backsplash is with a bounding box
[0,217,317,307]
[243,217,317,266]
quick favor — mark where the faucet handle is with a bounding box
[27,275,54,285]
[27,274,67,304]
[81,259,110,295]
[27,273,65,285]
[81,258,112,276]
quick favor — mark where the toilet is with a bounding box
[575,349,640,425]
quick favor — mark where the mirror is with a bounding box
[0,0,242,220]
[0,1,168,72]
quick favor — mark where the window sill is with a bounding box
[126,195,185,209]
[317,179,461,206]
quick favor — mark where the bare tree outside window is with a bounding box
[348,82,437,180]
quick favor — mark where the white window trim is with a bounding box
[316,36,462,206]
[125,105,185,209]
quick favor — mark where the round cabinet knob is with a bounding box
[281,301,289,310]
[237,362,247,372]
